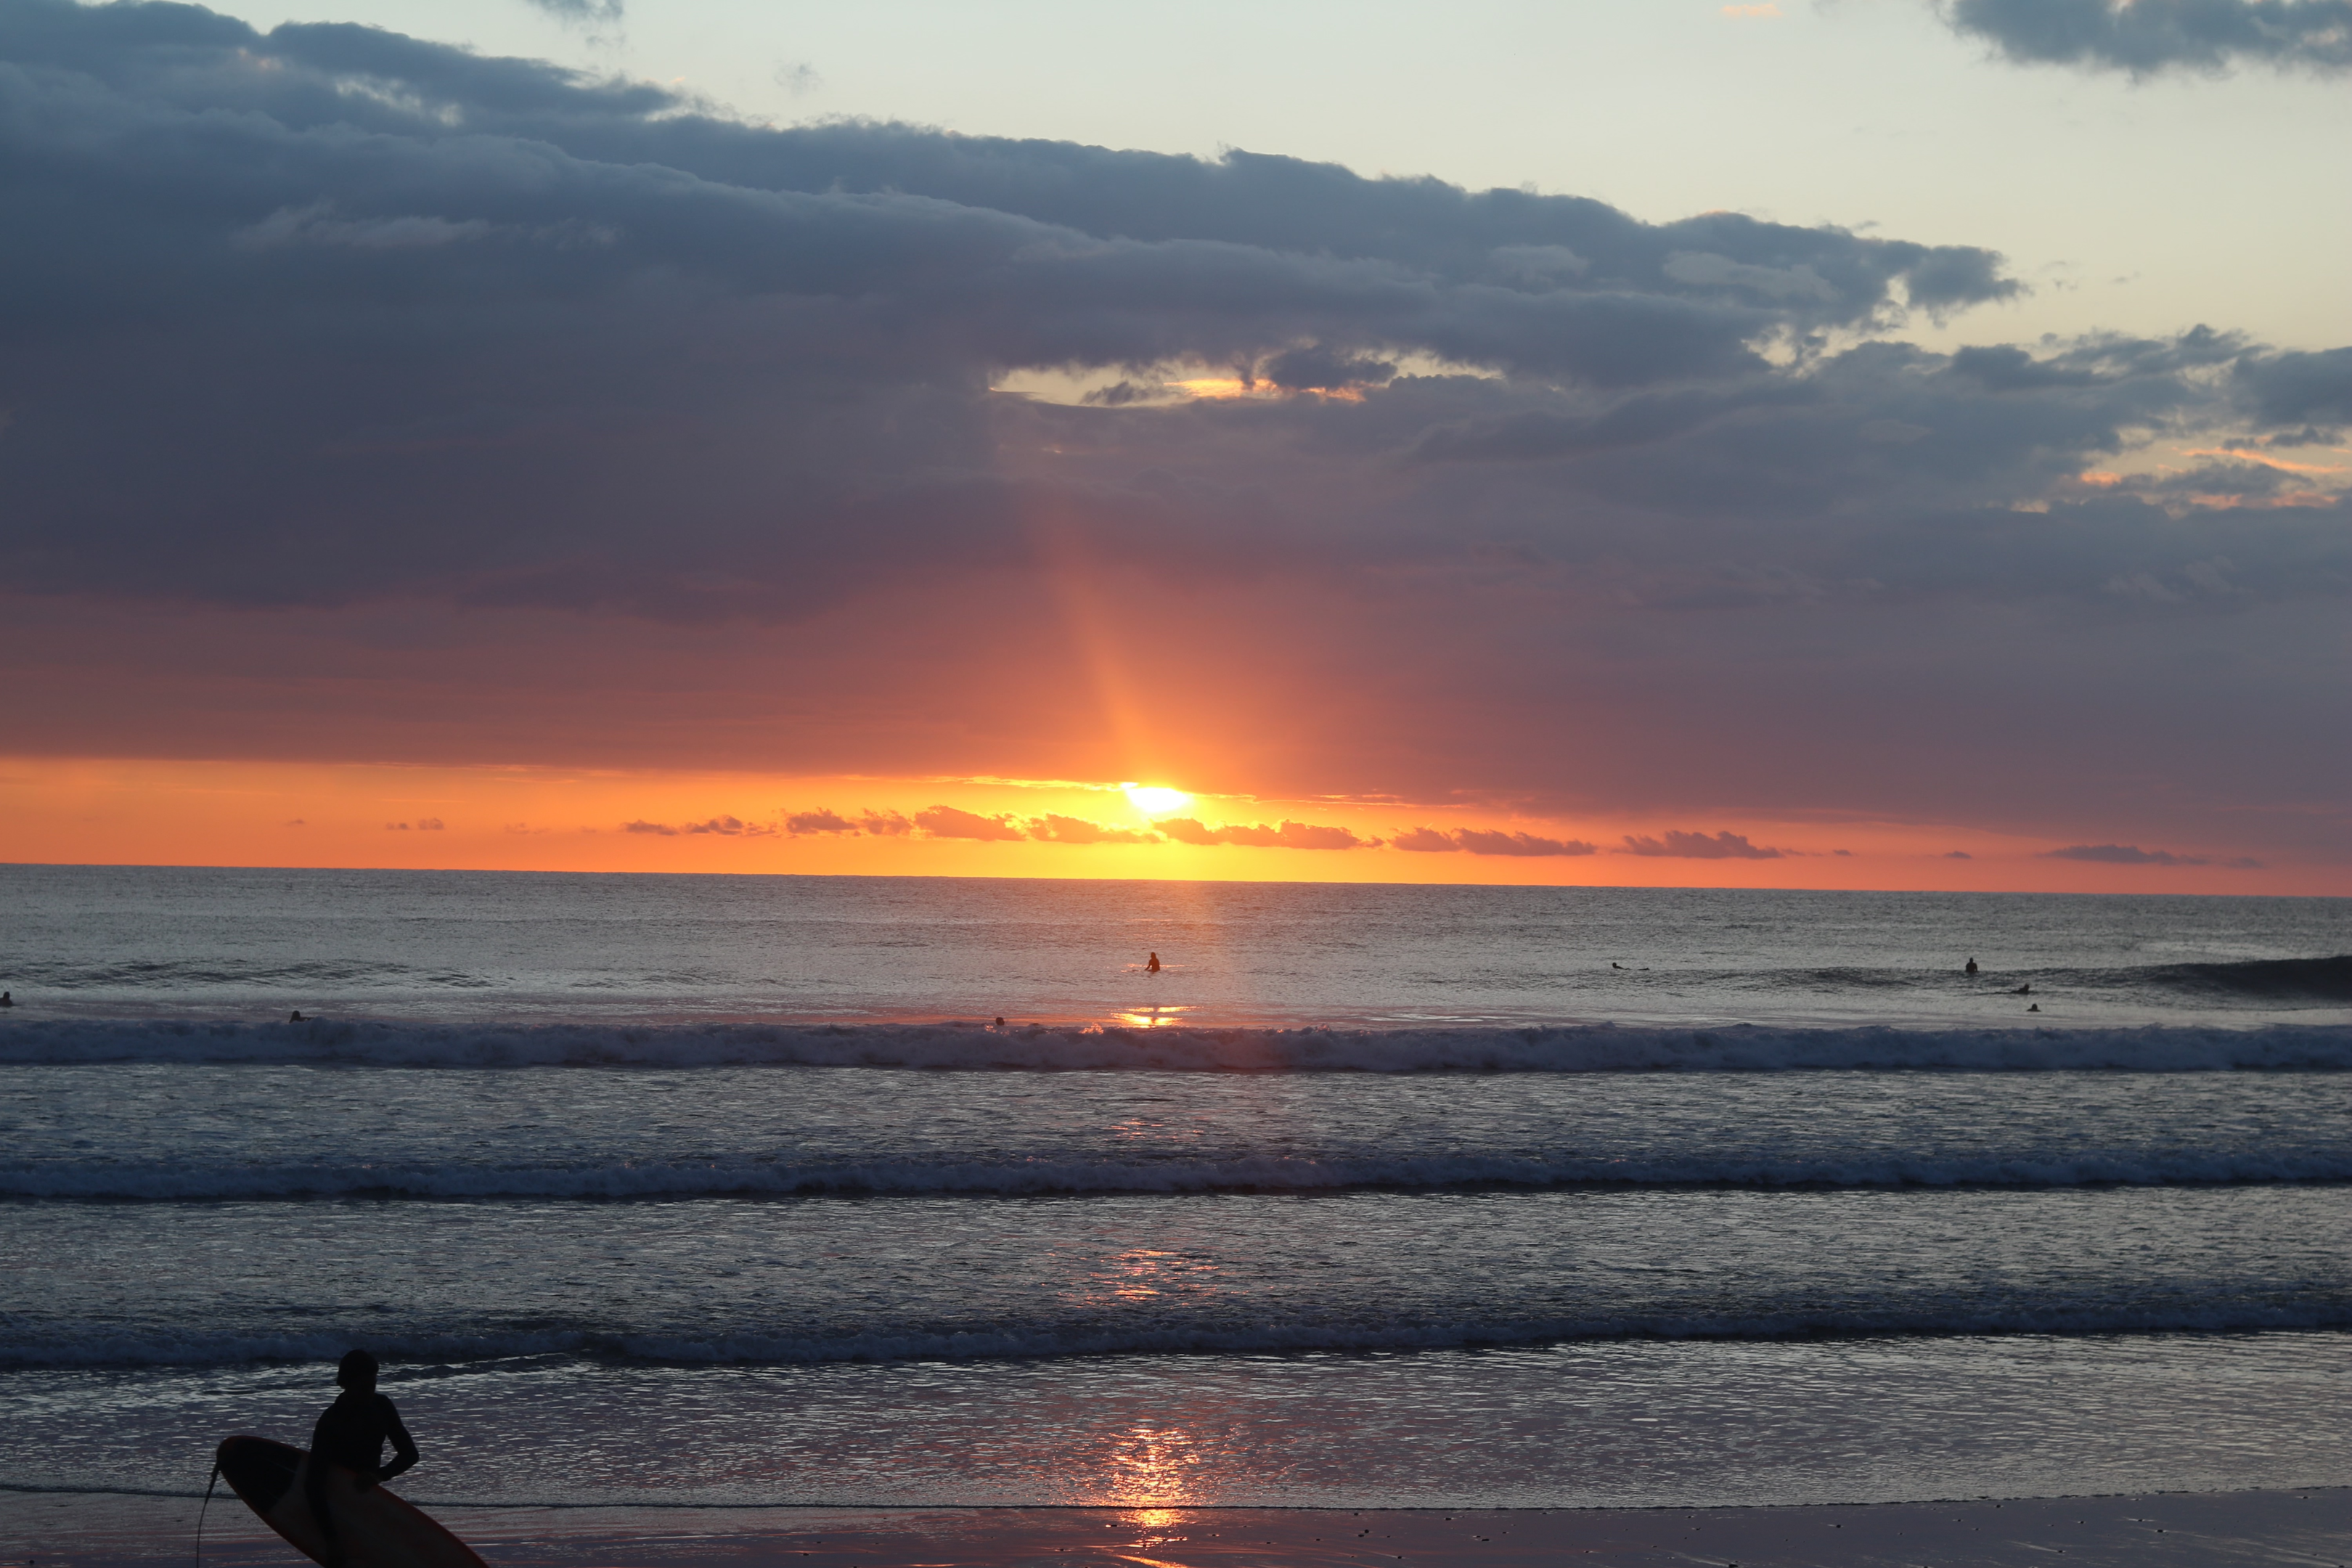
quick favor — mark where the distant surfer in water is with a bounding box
[306,1349,418,1565]
[1146,952,1161,974]
[1964,957,1978,975]
[0,990,11,1006]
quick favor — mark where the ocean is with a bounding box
[2,865,2348,1514]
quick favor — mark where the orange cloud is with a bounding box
[1620,830,1784,859]
[912,804,1026,841]
[1154,817,1374,850]
[1396,826,1598,857]
[1028,813,1159,845]
[0,756,2328,894]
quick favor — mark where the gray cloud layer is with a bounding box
[0,0,2059,618]
[0,2,2345,861]
[1944,0,2352,75]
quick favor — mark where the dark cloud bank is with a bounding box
[1944,0,2352,75]
[0,1,2345,862]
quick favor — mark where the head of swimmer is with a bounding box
[336,1348,379,1395]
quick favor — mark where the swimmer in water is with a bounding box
[1146,952,1161,975]
[1965,957,1978,975]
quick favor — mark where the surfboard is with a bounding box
[215,1435,486,1568]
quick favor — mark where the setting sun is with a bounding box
[1122,784,1193,815]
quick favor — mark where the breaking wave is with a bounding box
[9,1146,2351,1201]
[9,1296,2349,1372]
[2146,954,2352,1002]
[4,1017,2350,1072]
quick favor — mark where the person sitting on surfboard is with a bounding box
[306,1350,419,1564]
[1146,952,1161,974]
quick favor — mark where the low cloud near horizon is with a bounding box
[2042,842,2263,869]
[0,1,2343,873]
[1620,831,1785,861]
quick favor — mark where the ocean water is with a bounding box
[1,865,2348,1511]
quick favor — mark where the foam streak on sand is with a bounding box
[7,1018,2352,1071]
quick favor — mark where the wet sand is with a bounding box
[7,1488,2348,1568]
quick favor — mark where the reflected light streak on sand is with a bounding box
[1107,1424,1206,1511]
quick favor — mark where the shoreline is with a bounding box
[10,1487,2349,1568]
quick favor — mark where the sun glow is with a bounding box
[1123,784,1193,815]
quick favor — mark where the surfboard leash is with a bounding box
[193,1458,221,1568]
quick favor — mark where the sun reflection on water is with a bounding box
[1113,1003,1196,1029]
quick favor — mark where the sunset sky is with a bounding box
[1,0,2346,891]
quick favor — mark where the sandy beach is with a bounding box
[9,1487,2348,1568]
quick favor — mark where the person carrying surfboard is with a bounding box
[306,1350,420,1565]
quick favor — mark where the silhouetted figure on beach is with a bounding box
[1964,957,1978,976]
[306,1349,417,1566]
[1146,952,1161,975]
[289,1010,306,1023]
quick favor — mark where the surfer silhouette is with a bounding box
[0,990,11,1006]
[1146,952,1161,975]
[306,1349,418,1564]
[289,1010,306,1023]
[1964,957,1978,975]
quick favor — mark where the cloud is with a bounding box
[0,1,2036,621]
[523,0,624,24]
[0,4,2340,871]
[624,814,767,836]
[383,817,444,830]
[1154,817,1374,850]
[1945,849,1974,859]
[1262,344,1397,392]
[2233,348,2352,429]
[786,809,859,835]
[1395,826,1598,856]
[2041,842,2206,865]
[912,804,1026,841]
[238,204,499,251]
[1942,0,2352,75]
[1620,830,1784,859]
[1026,813,1159,844]
[682,814,773,836]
